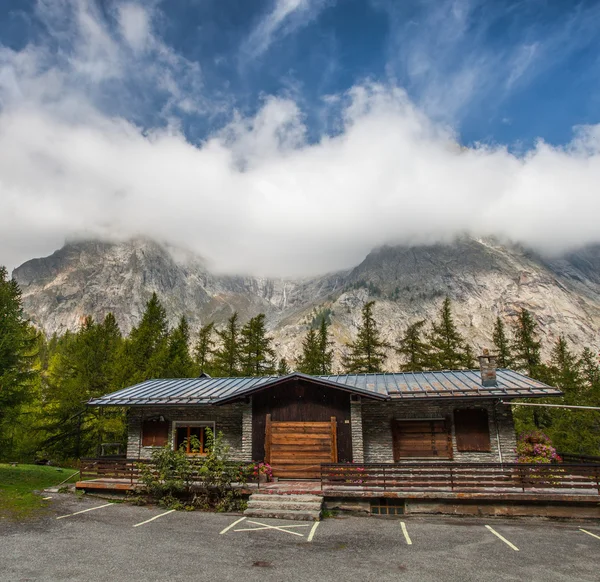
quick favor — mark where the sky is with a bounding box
[1,0,600,276]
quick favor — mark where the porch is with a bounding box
[76,458,600,499]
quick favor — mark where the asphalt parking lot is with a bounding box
[1,495,599,582]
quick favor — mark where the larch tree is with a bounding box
[213,312,241,377]
[194,322,215,376]
[342,301,388,373]
[511,309,542,377]
[277,357,291,376]
[163,316,195,378]
[492,316,513,368]
[296,327,320,375]
[239,314,276,376]
[428,298,471,370]
[396,320,431,371]
[317,319,334,375]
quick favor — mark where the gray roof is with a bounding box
[87,370,562,407]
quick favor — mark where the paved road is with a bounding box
[1,495,599,582]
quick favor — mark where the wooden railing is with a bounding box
[320,463,600,495]
[558,452,600,464]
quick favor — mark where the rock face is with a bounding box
[12,237,600,368]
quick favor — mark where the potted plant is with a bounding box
[252,461,273,483]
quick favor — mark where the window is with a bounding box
[142,417,169,447]
[391,418,453,460]
[173,422,215,455]
[454,409,491,452]
[371,499,404,515]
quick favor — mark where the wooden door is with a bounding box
[391,418,453,460]
[265,414,337,479]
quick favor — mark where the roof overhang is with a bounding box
[215,372,389,404]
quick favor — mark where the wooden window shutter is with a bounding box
[454,409,491,452]
[391,419,452,460]
[142,418,169,447]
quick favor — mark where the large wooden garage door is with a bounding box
[265,414,337,479]
[392,418,453,460]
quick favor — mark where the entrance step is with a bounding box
[244,492,323,521]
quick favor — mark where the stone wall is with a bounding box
[126,403,252,461]
[360,398,516,463]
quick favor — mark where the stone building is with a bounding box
[89,358,561,478]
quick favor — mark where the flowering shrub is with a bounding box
[516,431,562,464]
[251,461,273,481]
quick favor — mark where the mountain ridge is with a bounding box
[11,236,600,368]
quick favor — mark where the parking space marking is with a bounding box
[580,528,600,541]
[235,520,311,537]
[485,525,519,551]
[133,509,176,528]
[56,503,114,520]
[400,521,412,545]
[307,522,320,542]
[219,517,246,535]
[42,497,52,500]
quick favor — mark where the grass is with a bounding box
[0,463,80,520]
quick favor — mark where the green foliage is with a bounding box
[239,314,276,376]
[492,316,513,368]
[297,319,334,375]
[428,298,472,370]
[0,267,37,444]
[194,322,215,376]
[512,309,542,377]
[212,313,241,377]
[342,301,388,373]
[163,317,196,378]
[396,320,431,372]
[310,308,333,329]
[277,358,290,376]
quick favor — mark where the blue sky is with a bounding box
[1,0,600,275]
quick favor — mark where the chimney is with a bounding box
[478,349,498,387]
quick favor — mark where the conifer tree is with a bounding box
[396,320,431,371]
[0,266,37,437]
[492,316,513,368]
[428,298,470,369]
[579,347,600,394]
[194,322,215,376]
[163,316,195,378]
[317,319,334,375]
[277,358,290,376]
[297,327,321,374]
[548,336,581,400]
[239,314,276,376]
[127,292,169,382]
[213,313,241,377]
[511,309,542,377]
[342,301,388,373]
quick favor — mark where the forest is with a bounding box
[1,266,599,463]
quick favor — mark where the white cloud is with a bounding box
[118,2,152,54]
[2,1,600,277]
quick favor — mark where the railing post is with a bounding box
[450,466,454,491]
[383,465,387,492]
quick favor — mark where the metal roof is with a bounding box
[87,370,562,407]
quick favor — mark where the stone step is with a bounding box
[249,493,323,503]
[243,507,321,521]
[247,499,323,511]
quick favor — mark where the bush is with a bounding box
[516,430,562,464]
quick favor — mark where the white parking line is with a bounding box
[580,528,600,541]
[236,520,310,537]
[56,503,114,520]
[400,521,412,545]
[219,517,246,535]
[133,509,176,528]
[485,525,519,551]
[42,497,52,500]
[307,521,320,542]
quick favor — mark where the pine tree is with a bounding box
[239,314,276,376]
[396,320,431,371]
[579,347,600,395]
[317,319,334,375]
[213,313,241,377]
[0,266,37,439]
[163,316,195,378]
[194,322,215,376]
[296,328,321,374]
[548,336,581,401]
[127,292,169,382]
[512,309,542,377]
[277,358,290,376]
[492,316,513,368]
[428,298,470,370]
[342,301,388,373]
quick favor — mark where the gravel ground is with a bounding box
[1,494,599,582]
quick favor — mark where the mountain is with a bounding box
[11,237,600,368]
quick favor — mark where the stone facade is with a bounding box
[360,398,516,464]
[126,402,252,461]
[350,399,364,463]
